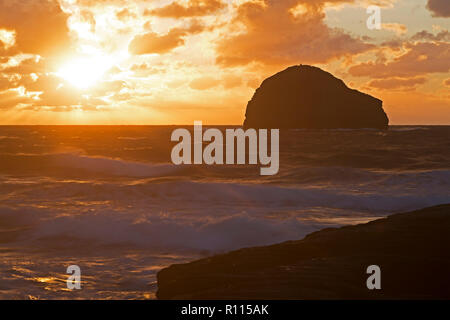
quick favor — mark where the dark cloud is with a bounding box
[411,30,450,42]
[426,0,450,17]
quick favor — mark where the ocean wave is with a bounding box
[2,166,449,211]
[5,187,448,252]
[0,205,325,252]
[280,166,450,186]
[52,153,179,177]
[0,151,180,177]
[1,175,448,252]
[30,211,325,252]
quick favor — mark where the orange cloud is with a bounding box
[1,57,46,75]
[0,0,72,57]
[128,21,207,55]
[79,9,96,32]
[0,88,29,109]
[382,23,407,35]
[129,29,186,55]
[349,42,450,79]
[146,0,226,18]
[0,55,128,111]
[189,76,221,90]
[223,75,243,89]
[75,0,126,7]
[130,63,163,77]
[116,8,137,21]
[411,30,450,42]
[216,0,372,67]
[368,77,426,90]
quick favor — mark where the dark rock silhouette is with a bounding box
[157,204,450,299]
[243,65,389,129]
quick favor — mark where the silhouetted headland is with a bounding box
[244,65,389,129]
[157,204,450,299]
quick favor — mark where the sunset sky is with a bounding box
[0,0,448,125]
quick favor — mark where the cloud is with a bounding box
[116,8,137,21]
[129,62,164,77]
[0,29,15,50]
[146,0,226,18]
[382,23,407,35]
[411,30,450,42]
[349,42,450,79]
[1,57,46,75]
[426,0,450,17]
[223,75,243,89]
[215,0,372,67]
[0,0,72,57]
[75,0,126,7]
[0,55,127,110]
[30,80,125,108]
[368,77,426,90]
[0,88,30,109]
[79,9,96,32]
[128,22,207,55]
[189,76,221,90]
[128,29,186,55]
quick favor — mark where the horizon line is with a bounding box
[0,124,449,126]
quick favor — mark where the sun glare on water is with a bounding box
[57,56,113,89]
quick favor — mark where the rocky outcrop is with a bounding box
[243,65,389,129]
[157,204,450,299]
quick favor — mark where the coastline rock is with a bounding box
[157,204,450,299]
[243,65,389,129]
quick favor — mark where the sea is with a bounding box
[0,125,449,299]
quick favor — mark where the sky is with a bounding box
[0,0,448,125]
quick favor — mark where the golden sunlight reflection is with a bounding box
[34,276,57,283]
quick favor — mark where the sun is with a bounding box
[57,56,113,89]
